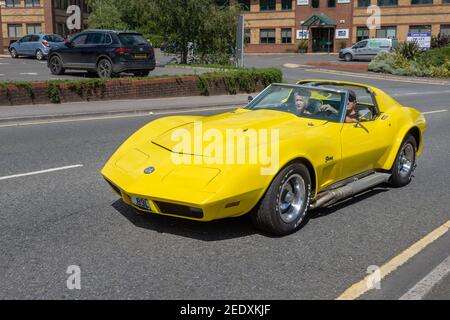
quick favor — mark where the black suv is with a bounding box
[47,30,156,78]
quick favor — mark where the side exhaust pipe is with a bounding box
[310,172,391,209]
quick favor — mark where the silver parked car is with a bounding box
[339,38,398,62]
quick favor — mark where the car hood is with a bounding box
[150,108,328,156]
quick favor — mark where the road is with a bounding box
[0,49,203,81]
[1,63,450,300]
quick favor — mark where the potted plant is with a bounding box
[298,40,309,53]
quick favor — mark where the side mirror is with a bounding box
[248,96,253,102]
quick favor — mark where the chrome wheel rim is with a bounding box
[50,58,60,73]
[398,143,414,178]
[98,61,111,78]
[36,50,43,60]
[278,174,306,224]
[11,49,17,58]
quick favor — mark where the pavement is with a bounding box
[0,55,450,300]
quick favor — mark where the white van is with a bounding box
[339,38,398,61]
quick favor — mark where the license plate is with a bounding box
[131,197,151,210]
[133,54,147,59]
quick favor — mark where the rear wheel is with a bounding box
[49,55,65,75]
[390,134,417,187]
[344,53,353,62]
[97,59,114,78]
[10,48,18,59]
[252,163,312,236]
[36,49,44,61]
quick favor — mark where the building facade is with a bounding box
[234,0,450,53]
[0,0,89,53]
[353,0,450,43]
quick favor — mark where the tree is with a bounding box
[87,0,240,64]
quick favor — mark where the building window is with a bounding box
[358,0,371,6]
[260,0,276,11]
[244,28,251,44]
[378,0,398,5]
[443,0,450,3]
[411,0,433,4]
[328,0,336,7]
[56,23,70,36]
[376,26,397,38]
[25,0,41,7]
[260,29,276,44]
[311,0,320,8]
[54,0,69,10]
[409,25,432,33]
[441,25,450,36]
[281,28,292,44]
[237,0,250,11]
[6,0,21,7]
[281,0,292,10]
[356,27,369,42]
[8,24,23,38]
[27,24,42,35]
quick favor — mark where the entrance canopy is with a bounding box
[301,14,336,27]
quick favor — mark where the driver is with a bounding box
[294,90,339,117]
[294,91,313,115]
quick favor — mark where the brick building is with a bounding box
[233,0,450,53]
[0,0,89,53]
[353,0,450,43]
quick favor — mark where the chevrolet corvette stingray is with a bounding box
[101,80,427,235]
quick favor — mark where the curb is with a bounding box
[0,103,240,125]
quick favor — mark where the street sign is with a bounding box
[407,32,431,50]
[236,15,245,68]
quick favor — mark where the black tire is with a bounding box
[133,70,150,77]
[251,163,312,236]
[49,55,65,75]
[390,134,417,187]
[10,48,18,59]
[344,53,353,62]
[36,49,44,61]
[97,59,114,78]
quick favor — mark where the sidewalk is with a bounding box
[0,94,250,124]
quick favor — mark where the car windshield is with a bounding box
[43,35,64,42]
[118,34,148,46]
[246,84,346,122]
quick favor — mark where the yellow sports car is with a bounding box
[101,80,427,235]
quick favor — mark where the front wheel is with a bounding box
[10,48,18,59]
[252,163,312,236]
[390,134,417,187]
[49,55,65,75]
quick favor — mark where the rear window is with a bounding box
[44,35,64,42]
[118,34,149,46]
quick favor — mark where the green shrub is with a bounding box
[145,34,164,48]
[395,41,421,60]
[418,46,450,67]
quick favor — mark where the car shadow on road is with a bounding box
[112,199,258,241]
[111,185,391,241]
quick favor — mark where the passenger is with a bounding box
[345,90,360,123]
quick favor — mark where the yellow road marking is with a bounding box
[336,220,450,300]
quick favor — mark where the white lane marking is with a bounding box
[0,106,238,128]
[422,110,448,115]
[0,63,10,65]
[19,72,38,75]
[400,255,450,300]
[0,164,83,181]
[0,74,5,76]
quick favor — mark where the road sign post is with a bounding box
[236,15,245,68]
